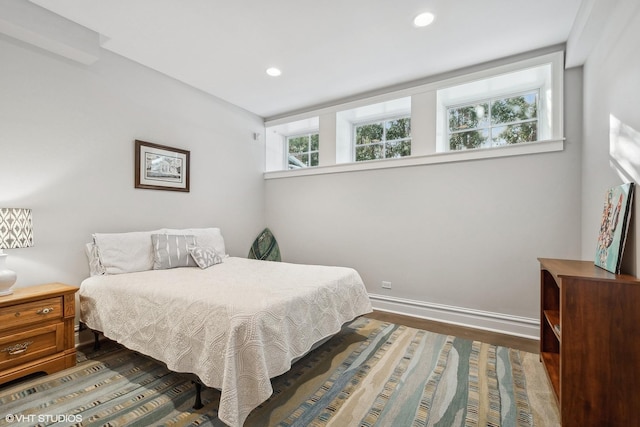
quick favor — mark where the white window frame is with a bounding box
[286,132,319,169]
[352,115,411,162]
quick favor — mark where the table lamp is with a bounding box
[0,208,33,296]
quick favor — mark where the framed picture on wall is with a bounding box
[135,140,190,192]
[595,182,634,274]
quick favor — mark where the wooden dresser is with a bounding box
[0,283,78,385]
[538,258,640,426]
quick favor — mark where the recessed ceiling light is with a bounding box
[266,67,282,77]
[413,12,435,27]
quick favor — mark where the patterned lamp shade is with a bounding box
[0,208,33,249]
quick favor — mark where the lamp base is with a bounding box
[0,253,17,297]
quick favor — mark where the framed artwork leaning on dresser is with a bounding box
[595,182,634,274]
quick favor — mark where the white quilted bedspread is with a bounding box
[79,257,372,427]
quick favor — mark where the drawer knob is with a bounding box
[1,341,33,355]
[37,307,54,315]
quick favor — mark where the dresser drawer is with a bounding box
[0,323,64,371]
[0,297,62,332]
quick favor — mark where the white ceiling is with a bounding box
[28,0,583,119]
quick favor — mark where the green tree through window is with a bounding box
[448,92,538,150]
[287,133,319,169]
[355,117,411,161]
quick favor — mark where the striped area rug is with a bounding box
[0,317,557,426]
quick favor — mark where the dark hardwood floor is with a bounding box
[366,310,539,354]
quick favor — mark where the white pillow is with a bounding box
[92,230,163,274]
[161,227,226,256]
[84,243,106,276]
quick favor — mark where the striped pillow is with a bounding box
[151,234,198,269]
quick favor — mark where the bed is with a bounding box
[79,228,372,427]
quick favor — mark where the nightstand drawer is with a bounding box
[0,297,62,332]
[0,283,77,386]
[0,323,64,371]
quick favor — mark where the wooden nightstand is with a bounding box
[0,283,78,385]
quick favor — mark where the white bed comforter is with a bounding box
[79,257,372,426]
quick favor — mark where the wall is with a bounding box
[0,34,265,289]
[265,67,583,337]
[580,1,640,275]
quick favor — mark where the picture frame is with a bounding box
[135,140,190,192]
[595,182,634,274]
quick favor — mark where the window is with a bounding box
[335,97,411,164]
[354,116,411,161]
[287,133,319,169]
[447,91,538,150]
[265,117,319,172]
[437,57,558,154]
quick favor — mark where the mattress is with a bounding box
[79,257,372,426]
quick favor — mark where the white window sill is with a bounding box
[264,138,564,179]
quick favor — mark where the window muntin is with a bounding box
[354,116,411,161]
[287,133,319,169]
[447,91,539,150]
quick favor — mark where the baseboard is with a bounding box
[368,293,539,340]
